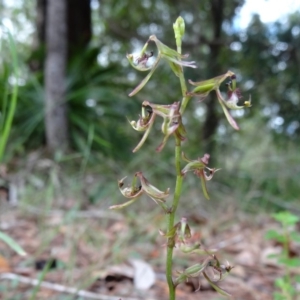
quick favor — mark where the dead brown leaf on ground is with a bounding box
[0,202,297,300]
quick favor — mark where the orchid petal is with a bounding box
[136,172,170,202]
[200,171,210,200]
[203,272,232,297]
[118,177,143,199]
[126,53,152,72]
[216,89,240,130]
[109,197,140,210]
[149,35,197,69]
[189,71,235,93]
[204,167,220,181]
[129,54,161,97]
[132,116,155,153]
[181,153,206,175]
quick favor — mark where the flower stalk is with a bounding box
[112,16,251,300]
[166,136,183,299]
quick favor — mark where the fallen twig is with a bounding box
[0,272,140,300]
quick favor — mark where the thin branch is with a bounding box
[0,273,140,300]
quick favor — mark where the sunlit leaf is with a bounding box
[0,231,27,256]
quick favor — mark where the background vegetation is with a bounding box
[1,0,298,210]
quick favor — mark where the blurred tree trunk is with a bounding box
[40,0,91,152]
[34,0,91,64]
[44,0,68,152]
[202,0,224,157]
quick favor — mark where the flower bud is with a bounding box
[173,16,185,39]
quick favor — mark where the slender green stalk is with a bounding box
[165,21,189,300]
[174,24,188,101]
[121,16,249,300]
[166,137,183,300]
[29,260,53,300]
[180,94,192,115]
[283,224,293,295]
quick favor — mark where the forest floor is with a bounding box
[1,192,299,300]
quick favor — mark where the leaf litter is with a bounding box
[0,193,300,300]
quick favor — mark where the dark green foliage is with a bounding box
[1,0,300,212]
[228,12,300,139]
[66,47,138,159]
[265,212,300,299]
[7,47,138,160]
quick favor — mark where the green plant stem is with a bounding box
[176,47,187,98]
[283,226,293,294]
[175,36,190,112]
[166,137,183,300]
[180,94,191,115]
[165,30,189,300]
[179,74,187,96]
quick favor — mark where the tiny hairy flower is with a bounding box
[160,217,192,248]
[127,35,196,96]
[150,101,186,152]
[173,16,185,40]
[181,153,219,200]
[110,172,169,210]
[174,256,218,286]
[128,103,156,152]
[126,41,154,72]
[216,75,252,130]
[129,101,186,153]
[189,71,252,130]
[174,253,233,296]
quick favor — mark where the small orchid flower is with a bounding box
[216,75,251,130]
[128,103,156,152]
[181,153,219,200]
[159,217,192,247]
[127,35,196,97]
[174,253,233,297]
[129,101,186,153]
[189,71,251,130]
[148,101,186,152]
[110,172,169,210]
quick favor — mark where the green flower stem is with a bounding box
[165,25,190,299]
[283,225,292,295]
[166,137,183,300]
[173,20,189,105]
[166,247,175,299]
[179,75,187,97]
[180,94,191,115]
[174,32,191,115]
[175,39,188,100]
